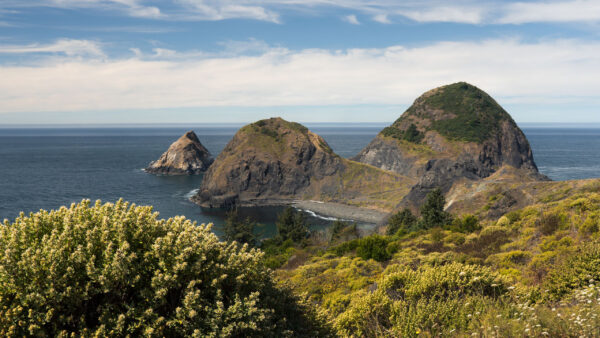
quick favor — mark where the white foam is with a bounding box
[184,189,199,199]
[295,208,353,222]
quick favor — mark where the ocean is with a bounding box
[1,123,600,236]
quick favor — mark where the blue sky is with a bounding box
[1,0,600,124]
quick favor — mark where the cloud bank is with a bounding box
[0,38,599,114]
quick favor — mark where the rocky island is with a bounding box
[193,83,554,221]
[192,117,414,221]
[353,82,549,207]
[146,131,214,175]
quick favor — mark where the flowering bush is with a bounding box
[0,200,330,337]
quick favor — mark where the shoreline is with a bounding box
[192,196,389,224]
[291,200,389,224]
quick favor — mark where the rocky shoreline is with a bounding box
[292,200,389,224]
[191,195,389,224]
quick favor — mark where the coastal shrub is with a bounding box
[536,212,564,235]
[0,200,331,337]
[380,123,424,144]
[276,207,309,243]
[543,243,600,301]
[223,208,260,247]
[335,262,508,336]
[356,235,391,262]
[420,188,452,229]
[386,208,418,235]
[448,214,480,233]
[330,220,359,243]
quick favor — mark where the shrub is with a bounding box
[386,209,418,235]
[356,235,391,262]
[544,243,600,301]
[536,212,563,235]
[448,214,481,233]
[335,263,508,336]
[0,200,331,337]
[330,220,359,243]
[223,208,260,246]
[276,207,309,243]
[420,188,452,229]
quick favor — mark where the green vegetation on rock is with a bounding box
[395,82,514,143]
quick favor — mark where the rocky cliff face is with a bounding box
[353,82,548,207]
[193,117,413,211]
[193,118,344,208]
[146,131,214,175]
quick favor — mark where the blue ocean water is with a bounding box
[1,124,599,235]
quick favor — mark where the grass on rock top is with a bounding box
[386,82,515,144]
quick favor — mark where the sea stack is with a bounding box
[146,131,214,175]
[353,82,548,204]
[192,117,412,212]
[193,118,343,208]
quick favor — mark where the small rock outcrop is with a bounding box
[193,118,344,208]
[146,131,214,175]
[353,82,548,206]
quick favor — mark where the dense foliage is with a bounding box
[420,188,452,229]
[223,209,260,247]
[425,82,512,143]
[0,200,331,337]
[276,207,309,242]
[380,123,424,144]
[386,209,418,235]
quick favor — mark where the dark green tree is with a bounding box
[276,207,309,242]
[330,220,359,243]
[224,209,260,247]
[403,123,424,143]
[386,208,418,235]
[420,188,452,229]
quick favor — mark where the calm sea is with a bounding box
[1,123,599,236]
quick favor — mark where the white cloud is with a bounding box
[343,14,360,24]
[373,13,390,24]
[498,0,600,24]
[398,6,485,24]
[0,39,104,57]
[1,38,599,114]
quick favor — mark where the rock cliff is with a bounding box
[353,82,548,206]
[193,117,413,211]
[146,131,214,175]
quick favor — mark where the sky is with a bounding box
[0,0,599,124]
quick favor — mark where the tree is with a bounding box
[403,123,424,143]
[276,207,309,242]
[0,200,331,336]
[223,209,260,247]
[330,220,359,243]
[420,188,452,229]
[386,209,418,235]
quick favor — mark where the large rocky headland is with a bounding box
[193,83,561,221]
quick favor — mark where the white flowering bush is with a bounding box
[0,200,330,337]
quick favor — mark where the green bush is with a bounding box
[356,235,391,262]
[386,209,418,235]
[448,214,480,233]
[223,208,260,246]
[544,243,600,301]
[335,263,508,336]
[380,123,424,144]
[0,200,331,337]
[276,207,309,243]
[420,188,452,229]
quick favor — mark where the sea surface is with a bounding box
[1,123,600,236]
